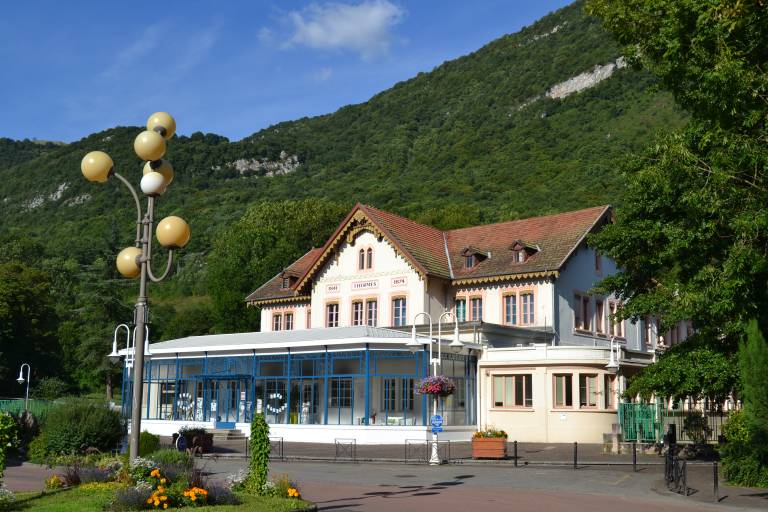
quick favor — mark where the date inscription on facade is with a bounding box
[326,284,341,294]
[391,276,407,287]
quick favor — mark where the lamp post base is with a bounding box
[429,433,441,465]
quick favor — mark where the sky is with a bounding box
[1,0,573,143]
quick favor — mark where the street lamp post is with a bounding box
[407,312,462,465]
[16,363,31,411]
[81,112,191,461]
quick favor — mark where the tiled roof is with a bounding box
[446,205,610,280]
[245,247,322,303]
[246,204,611,302]
[360,204,451,278]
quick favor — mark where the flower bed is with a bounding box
[472,429,508,459]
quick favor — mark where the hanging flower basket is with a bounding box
[415,375,456,397]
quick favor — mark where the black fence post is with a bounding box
[573,442,578,470]
[513,440,518,468]
[632,441,637,472]
[713,461,719,502]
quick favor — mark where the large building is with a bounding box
[124,204,686,443]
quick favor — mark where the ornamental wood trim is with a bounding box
[247,295,311,307]
[294,206,427,291]
[452,270,558,286]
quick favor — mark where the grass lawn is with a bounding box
[11,484,313,511]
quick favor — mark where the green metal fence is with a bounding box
[619,402,664,442]
[0,399,55,420]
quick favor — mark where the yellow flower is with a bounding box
[154,499,160,506]
[190,496,196,501]
[160,495,167,501]
[147,498,153,504]
[160,478,166,484]
[163,505,168,510]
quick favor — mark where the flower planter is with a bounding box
[472,437,507,459]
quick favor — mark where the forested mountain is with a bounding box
[0,1,687,394]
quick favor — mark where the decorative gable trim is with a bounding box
[247,295,311,307]
[452,270,558,286]
[294,205,429,291]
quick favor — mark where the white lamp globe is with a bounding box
[140,171,167,196]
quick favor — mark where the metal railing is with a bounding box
[404,439,451,464]
[334,438,357,462]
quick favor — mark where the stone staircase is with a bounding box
[207,428,247,441]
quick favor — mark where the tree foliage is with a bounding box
[246,414,270,495]
[587,0,768,345]
[207,199,349,333]
[624,342,739,402]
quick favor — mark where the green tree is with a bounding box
[739,320,768,461]
[586,1,768,345]
[0,262,60,396]
[207,199,349,333]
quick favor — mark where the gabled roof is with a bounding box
[246,204,611,303]
[244,247,322,304]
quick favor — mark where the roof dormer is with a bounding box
[461,246,489,269]
[509,240,539,263]
[279,270,300,289]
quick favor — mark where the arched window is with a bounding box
[359,248,365,270]
[366,248,373,269]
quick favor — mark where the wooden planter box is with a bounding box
[472,437,507,459]
[172,432,214,453]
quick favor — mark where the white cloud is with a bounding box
[101,24,162,79]
[258,27,274,44]
[287,0,404,60]
[312,67,333,82]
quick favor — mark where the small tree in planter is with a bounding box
[245,413,270,495]
[472,428,508,459]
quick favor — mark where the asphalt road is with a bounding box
[201,459,762,512]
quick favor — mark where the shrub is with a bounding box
[128,457,156,483]
[0,412,18,480]
[683,412,712,444]
[0,489,16,511]
[721,410,768,487]
[206,483,241,505]
[139,431,160,456]
[147,449,191,468]
[245,413,270,494]
[31,377,69,401]
[27,435,47,463]
[35,399,124,457]
[15,410,39,454]
[44,474,64,490]
[111,482,153,511]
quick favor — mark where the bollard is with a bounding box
[713,461,719,502]
[514,440,518,468]
[573,442,578,470]
[632,441,637,472]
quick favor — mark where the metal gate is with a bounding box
[619,403,663,442]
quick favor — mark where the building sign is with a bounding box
[352,280,378,291]
[391,276,407,287]
[326,284,341,294]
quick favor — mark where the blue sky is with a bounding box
[1,1,572,143]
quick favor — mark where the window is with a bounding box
[667,324,680,345]
[574,293,591,331]
[330,379,352,407]
[284,313,294,331]
[456,298,467,322]
[595,299,605,334]
[366,248,373,269]
[595,251,602,275]
[465,255,475,268]
[471,297,483,321]
[521,293,535,324]
[554,374,573,407]
[579,374,598,407]
[272,314,282,331]
[281,277,290,289]
[326,303,339,328]
[493,374,533,407]
[358,249,365,270]
[504,294,517,325]
[382,378,414,411]
[392,298,407,327]
[604,374,616,409]
[366,300,378,326]
[352,301,364,326]
[608,301,623,337]
[643,316,656,349]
